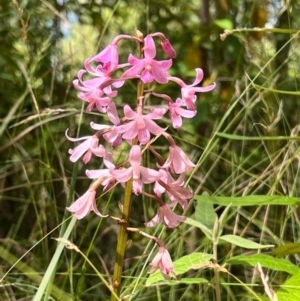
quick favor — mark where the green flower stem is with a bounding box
[111,177,133,300]
[111,35,144,301]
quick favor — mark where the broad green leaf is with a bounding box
[219,235,274,249]
[272,243,300,256]
[195,195,300,206]
[146,277,208,287]
[146,252,213,286]
[214,19,233,30]
[194,194,217,230]
[277,273,300,301]
[184,217,212,240]
[226,254,300,275]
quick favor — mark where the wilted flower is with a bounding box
[149,246,177,279]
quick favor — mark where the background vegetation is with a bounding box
[1,0,300,300]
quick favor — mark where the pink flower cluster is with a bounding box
[66,32,215,279]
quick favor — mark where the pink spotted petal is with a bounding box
[148,106,168,119]
[107,102,120,125]
[91,144,106,157]
[66,190,108,220]
[122,55,144,79]
[176,107,197,118]
[90,122,111,131]
[149,246,176,279]
[140,69,154,83]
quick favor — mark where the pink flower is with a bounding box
[66,131,107,164]
[122,35,172,84]
[110,145,160,194]
[168,98,197,129]
[116,105,166,145]
[181,69,216,110]
[154,170,193,209]
[91,103,123,147]
[149,246,177,279]
[66,190,108,220]
[73,59,125,113]
[145,203,186,228]
[168,68,216,110]
[86,153,116,191]
[160,144,196,174]
[73,70,114,113]
[92,44,119,73]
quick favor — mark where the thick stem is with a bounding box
[111,177,133,300]
[111,36,144,301]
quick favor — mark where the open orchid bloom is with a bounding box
[91,44,119,73]
[168,98,197,129]
[66,131,106,164]
[122,35,172,84]
[116,105,167,145]
[110,145,161,194]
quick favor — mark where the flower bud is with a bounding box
[161,38,176,58]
